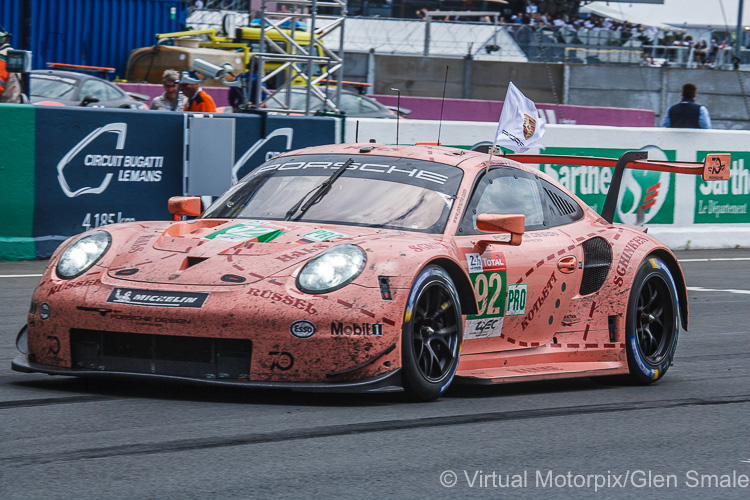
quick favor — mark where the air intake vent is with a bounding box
[544,187,577,216]
[182,256,208,270]
[580,237,612,295]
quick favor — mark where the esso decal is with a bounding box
[290,320,316,339]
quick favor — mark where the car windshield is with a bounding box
[203,154,464,233]
[30,74,78,99]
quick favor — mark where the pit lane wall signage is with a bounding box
[0,105,36,260]
[343,120,750,248]
[33,107,184,258]
[0,106,336,259]
[695,150,750,224]
[538,146,676,225]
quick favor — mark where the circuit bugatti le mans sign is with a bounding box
[56,123,165,197]
[31,107,337,257]
[33,109,184,254]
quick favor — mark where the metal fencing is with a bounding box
[508,24,745,69]
[186,11,750,69]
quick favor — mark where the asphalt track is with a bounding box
[1,249,749,499]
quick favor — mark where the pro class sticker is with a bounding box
[107,288,209,308]
[506,284,528,316]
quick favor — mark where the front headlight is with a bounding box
[56,231,111,279]
[296,244,367,294]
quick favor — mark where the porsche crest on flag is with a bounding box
[493,82,546,153]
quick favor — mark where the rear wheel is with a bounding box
[401,266,462,401]
[625,257,679,384]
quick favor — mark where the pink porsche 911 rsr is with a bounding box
[13,144,730,400]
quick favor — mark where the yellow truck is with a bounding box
[126,27,326,88]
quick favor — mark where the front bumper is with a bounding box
[26,268,407,383]
[11,353,403,393]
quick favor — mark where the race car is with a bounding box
[12,144,730,400]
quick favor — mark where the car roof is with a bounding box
[30,69,104,82]
[277,143,535,173]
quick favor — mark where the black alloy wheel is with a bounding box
[402,266,462,400]
[625,257,679,384]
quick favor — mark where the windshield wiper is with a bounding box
[284,158,354,221]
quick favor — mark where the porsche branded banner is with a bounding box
[537,146,677,225]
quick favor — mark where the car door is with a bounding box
[455,166,583,354]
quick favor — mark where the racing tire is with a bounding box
[625,257,680,385]
[401,265,463,401]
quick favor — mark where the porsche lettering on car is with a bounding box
[12,144,730,400]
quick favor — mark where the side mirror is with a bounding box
[80,95,100,106]
[474,213,525,249]
[168,196,202,220]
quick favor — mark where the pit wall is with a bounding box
[347,119,750,249]
[2,105,747,261]
[0,104,337,260]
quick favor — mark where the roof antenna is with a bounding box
[437,65,449,146]
[390,88,400,145]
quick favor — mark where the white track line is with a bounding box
[681,258,750,262]
[687,286,750,295]
[0,274,43,278]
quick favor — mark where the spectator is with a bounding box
[190,0,204,14]
[662,82,711,129]
[0,25,22,103]
[182,72,217,112]
[150,69,187,111]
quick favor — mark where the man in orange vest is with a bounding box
[182,72,217,112]
[0,25,22,104]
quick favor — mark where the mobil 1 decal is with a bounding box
[538,146,676,224]
[465,252,507,339]
[695,151,750,224]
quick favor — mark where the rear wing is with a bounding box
[505,151,731,224]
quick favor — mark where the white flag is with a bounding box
[493,82,546,153]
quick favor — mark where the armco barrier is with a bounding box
[346,118,750,249]
[0,105,336,260]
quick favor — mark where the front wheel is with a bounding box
[625,257,680,384]
[401,265,463,401]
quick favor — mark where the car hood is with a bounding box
[106,218,412,286]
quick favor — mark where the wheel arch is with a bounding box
[646,249,689,331]
[426,257,478,316]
